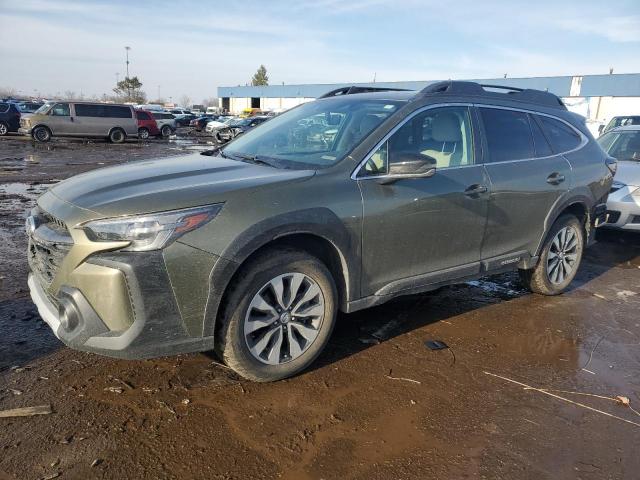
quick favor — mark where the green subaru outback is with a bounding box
[27,82,614,381]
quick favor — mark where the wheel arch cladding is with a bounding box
[536,197,590,256]
[201,208,357,337]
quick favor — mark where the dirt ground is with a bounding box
[1,134,639,480]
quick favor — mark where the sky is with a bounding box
[0,0,639,104]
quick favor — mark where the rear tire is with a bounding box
[109,128,126,144]
[0,122,8,136]
[32,126,51,142]
[161,125,172,137]
[215,248,338,382]
[138,127,149,140]
[519,214,584,295]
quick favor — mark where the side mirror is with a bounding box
[377,153,437,185]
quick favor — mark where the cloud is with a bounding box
[556,16,640,43]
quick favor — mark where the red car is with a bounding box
[135,110,160,139]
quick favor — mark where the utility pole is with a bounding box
[115,72,120,84]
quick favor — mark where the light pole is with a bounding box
[124,46,131,79]
[124,46,131,100]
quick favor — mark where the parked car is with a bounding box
[215,116,269,143]
[25,81,613,382]
[0,102,21,136]
[190,115,216,131]
[599,115,640,136]
[150,111,177,137]
[19,102,138,143]
[135,110,161,139]
[205,116,237,134]
[17,102,44,114]
[597,125,640,231]
[206,106,220,115]
[191,105,205,115]
[176,113,197,127]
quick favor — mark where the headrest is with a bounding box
[432,112,462,142]
[359,114,380,133]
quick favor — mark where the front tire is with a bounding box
[215,248,338,382]
[109,128,126,144]
[519,214,584,295]
[32,126,51,142]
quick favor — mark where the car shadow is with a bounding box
[308,229,640,375]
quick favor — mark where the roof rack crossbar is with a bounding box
[319,86,410,99]
[419,80,566,110]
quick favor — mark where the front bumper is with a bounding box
[604,186,640,231]
[28,249,217,359]
[18,127,32,136]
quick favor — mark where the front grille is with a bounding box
[28,211,73,290]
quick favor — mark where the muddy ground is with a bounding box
[1,134,639,480]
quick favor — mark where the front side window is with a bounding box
[223,97,402,169]
[360,106,474,176]
[480,108,534,162]
[51,103,70,116]
[539,116,582,153]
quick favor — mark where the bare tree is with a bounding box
[202,97,219,108]
[0,86,18,98]
[179,95,191,108]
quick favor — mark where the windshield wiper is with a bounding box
[229,152,278,167]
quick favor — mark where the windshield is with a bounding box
[223,97,402,168]
[34,103,53,115]
[598,130,640,162]
[17,103,41,113]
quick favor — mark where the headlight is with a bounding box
[82,204,222,251]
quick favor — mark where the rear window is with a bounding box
[75,104,132,118]
[0,103,9,113]
[480,108,534,162]
[539,116,582,153]
[136,111,151,120]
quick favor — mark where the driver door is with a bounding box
[46,103,78,136]
[356,106,490,296]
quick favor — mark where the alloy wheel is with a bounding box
[244,273,325,365]
[0,123,7,135]
[547,226,579,285]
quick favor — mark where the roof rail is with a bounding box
[419,80,566,109]
[319,86,410,99]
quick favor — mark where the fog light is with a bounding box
[58,297,79,331]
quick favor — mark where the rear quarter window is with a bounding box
[539,116,582,153]
[479,108,534,162]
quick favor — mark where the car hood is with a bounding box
[614,161,640,187]
[47,152,315,218]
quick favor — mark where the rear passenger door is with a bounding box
[478,107,572,261]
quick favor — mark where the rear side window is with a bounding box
[0,103,8,113]
[103,105,132,118]
[75,104,132,118]
[75,104,101,117]
[480,108,534,162]
[136,111,151,120]
[539,116,582,153]
[529,115,553,157]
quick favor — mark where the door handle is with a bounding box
[546,172,565,185]
[464,184,488,197]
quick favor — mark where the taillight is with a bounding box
[605,156,617,176]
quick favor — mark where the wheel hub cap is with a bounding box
[244,272,325,365]
[547,226,579,285]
